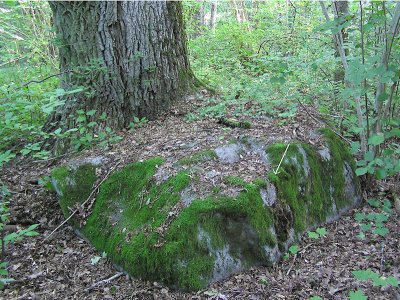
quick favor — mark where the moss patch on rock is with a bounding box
[51,129,361,291]
[51,163,97,227]
[178,149,217,165]
[266,129,360,239]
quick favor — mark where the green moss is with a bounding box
[266,130,358,239]
[218,117,251,129]
[51,164,97,225]
[211,186,221,194]
[223,175,247,187]
[318,128,359,209]
[178,149,217,165]
[53,157,276,290]
[266,143,331,235]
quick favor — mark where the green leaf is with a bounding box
[367,213,376,221]
[54,128,62,135]
[357,232,365,240]
[309,297,322,300]
[356,167,368,176]
[372,227,389,237]
[364,151,374,161]
[86,109,97,116]
[76,115,86,123]
[288,244,299,254]
[356,160,367,167]
[91,256,102,265]
[308,231,319,239]
[374,213,388,223]
[377,92,389,102]
[270,76,286,84]
[349,290,367,300]
[372,275,399,287]
[360,224,372,232]
[100,112,107,120]
[375,168,387,180]
[315,227,327,237]
[368,133,385,146]
[0,268,8,276]
[350,142,360,154]
[355,213,366,221]
[388,128,400,138]
[367,198,380,208]
[383,199,392,209]
[352,269,377,281]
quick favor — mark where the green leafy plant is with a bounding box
[284,244,299,260]
[354,199,392,239]
[352,269,399,288]
[349,289,367,300]
[90,251,107,265]
[129,116,148,130]
[307,227,327,239]
[0,183,39,289]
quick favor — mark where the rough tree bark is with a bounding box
[45,1,194,134]
[333,0,349,83]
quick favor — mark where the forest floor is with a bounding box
[1,92,399,300]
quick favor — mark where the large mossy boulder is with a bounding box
[51,129,361,290]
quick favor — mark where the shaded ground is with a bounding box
[1,93,399,299]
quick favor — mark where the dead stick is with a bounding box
[295,99,352,145]
[84,272,124,293]
[44,160,121,241]
[286,253,297,276]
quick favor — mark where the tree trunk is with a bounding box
[333,0,349,83]
[232,0,247,23]
[209,1,218,30]
[45,1,194,134]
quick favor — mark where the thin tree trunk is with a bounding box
[333,0,349,83]
[209,1,218,30]
[232,0,247,23]
[46,1,194,136]
[320,1,367,153]
[193,0,205,37]
[374,2,400,134]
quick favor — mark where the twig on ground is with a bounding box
[286,253,297,276]
[295,99,352,145]
[298,243,314,253]
[380,242,386,273]
[44,160,121,241]
[84,272,124,293]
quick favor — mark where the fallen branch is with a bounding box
[44,160,121,241]
[84,272,124,293]
[286,253,297,276]
[295,99,352,145]
[218,117,251,129]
